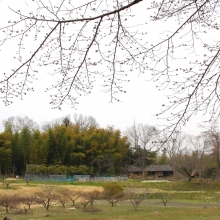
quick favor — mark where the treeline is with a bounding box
[1,115,220,180]
[0,115,156,176]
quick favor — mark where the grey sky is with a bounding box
[0,0,206,135]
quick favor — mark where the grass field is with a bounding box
[1,202,220,220]
[1,178,220,219]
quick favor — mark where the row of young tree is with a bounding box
[0,114,220,179]
[0,183,148,214]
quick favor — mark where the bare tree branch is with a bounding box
[0,0,220,139]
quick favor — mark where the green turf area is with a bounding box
[1,178,220,219]
[1,203,220,220]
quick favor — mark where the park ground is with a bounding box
[1,178,220,219]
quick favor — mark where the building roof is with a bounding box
[147,165,173,172]
[127,165,142,172]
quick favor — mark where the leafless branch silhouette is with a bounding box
[0,0,219,138]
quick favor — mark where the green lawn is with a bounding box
[1,202,220,220]
[1,178,220,219]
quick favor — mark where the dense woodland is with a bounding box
[0,114,220,180]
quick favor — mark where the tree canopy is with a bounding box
[0,116,135,175]
[0,115,220,179]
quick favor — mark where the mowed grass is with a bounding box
[1,203,220,220]
[1,178,220,219]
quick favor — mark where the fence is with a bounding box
[90,176,128,182]
[24,174,128,182]
[24,174,74,183]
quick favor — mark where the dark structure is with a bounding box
[126,165,143,176]
[147,165,173,177]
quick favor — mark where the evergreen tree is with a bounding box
[19,126,32,171]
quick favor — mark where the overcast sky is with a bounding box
[0,0,205,134]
